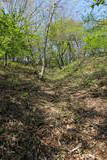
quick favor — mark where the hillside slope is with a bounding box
[0,56,107,160]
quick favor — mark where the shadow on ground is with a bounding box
[0,75,59,160]
[0,64,107,160]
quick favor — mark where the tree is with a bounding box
[48,19,83,68]
[83,22,107,56]
[0,8,38,66]
[39,0,62,78]
[91,0,105,8]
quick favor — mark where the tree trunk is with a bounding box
[39,53,46,79]
[4,53,8,67]
[39,34,47,79]
[39,0,61,79]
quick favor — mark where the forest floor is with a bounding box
[0,56,107,160]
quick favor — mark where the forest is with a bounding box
[0,0,107,159]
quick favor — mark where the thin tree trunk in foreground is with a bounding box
[39,0,61,79]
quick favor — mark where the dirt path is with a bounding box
[0,70,107,160]
[29,80,107,160]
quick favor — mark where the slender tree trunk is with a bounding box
[59,54,64,67]
[39,0,61,79]
[4,53,8,67]
[39,33,48,79]
[67,41,75,61]
[56,57,62,69]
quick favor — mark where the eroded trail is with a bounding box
[0,67,107,160]
[39,80,107,160]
